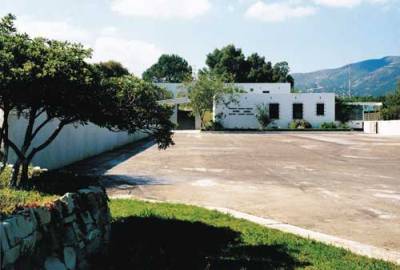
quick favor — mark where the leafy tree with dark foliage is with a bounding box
[143,54,192,83]
[246,53,273,82]
[205,45,249,83]
[272,62,295,88]
[94,60,130,78]
[382,81,400,120]
[0,15,174,188]
[205,44,294,86]
[335,97,353,123]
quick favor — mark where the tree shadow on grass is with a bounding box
[93,216,309,270]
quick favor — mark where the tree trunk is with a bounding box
[19,160,30,188]
[10,159,21,188]
[0,109,9,171]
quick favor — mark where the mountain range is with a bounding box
[292,56,400,97]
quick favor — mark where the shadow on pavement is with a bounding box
[64,138,156,176]
[92,216,308,270]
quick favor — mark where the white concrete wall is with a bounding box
[377,120,400,135]
[364,120,400,135]
[234,83,291,94]
[7,112,147,170]
[363,121,377,134]
[170,105,178,126]
[214,93,336,129]
[156,83,291,97]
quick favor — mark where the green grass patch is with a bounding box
[104,199,399,270]
[0,166,98,216]
[0,188,57,216]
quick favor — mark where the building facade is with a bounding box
[158,83,336,130]
[215,83,336,129]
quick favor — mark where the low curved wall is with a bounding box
[7,112,148,170]
[0,187,111,270]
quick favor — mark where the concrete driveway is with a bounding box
[71,131,400,252]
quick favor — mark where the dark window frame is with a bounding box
[293,103,303,120]
[269,103,280,119]
[316,103,325,116]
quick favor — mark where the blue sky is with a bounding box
[1,0,400,76]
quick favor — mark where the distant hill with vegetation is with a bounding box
[292,56,400,97]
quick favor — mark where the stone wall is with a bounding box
[0,187,111,270]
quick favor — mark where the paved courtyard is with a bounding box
[73,131,400,252]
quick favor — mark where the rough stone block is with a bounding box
[1,186,110,270]
[72,223,84,242]
[15,214,35,239]
[44,257,67,270]
[88,186,103,194]
[77,188,92,195]
[63,226,77,246]
[87,229,101,242]
[2,245,21,267]
[80,212,94,225]
[2,218,19,247]
[0,223,10,253]
[63,214,77,224]
[60,193,76,215]
[63,247,77,270]
[20,231,37,254]
[34,207,52,225]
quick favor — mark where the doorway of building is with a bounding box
[177,105,195,130]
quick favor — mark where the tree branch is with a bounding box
[27,120,72,161]
[31,116,52,140]
[3,136,24,160]
[35,108,46,119]
[21,108,37,154]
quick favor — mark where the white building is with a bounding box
[215,83,335,129]
[158,83,336,130]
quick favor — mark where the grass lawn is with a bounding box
[0,188,56,216]
[0,167,97,217]
[105,199,399,270]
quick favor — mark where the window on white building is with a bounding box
[269,103,280,119]
[293,104,303,119]
[316,103,325,116]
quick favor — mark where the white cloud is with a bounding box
[91,37,163,76]
[14,17,163,76]
[313,0,389,8]
[245,1,317,22]
[111,0,211,19]
[15,18,90,43]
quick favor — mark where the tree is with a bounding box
[255,104,273,130]
[0,15,174,188]
[205,44,294,86]
[382,81,400,120]
[185,72,239,128]
[142,54,192,83]
[205,45,248,82]
[94,61,130,78]
[273,62,294,88]
[246,53,273,82]
[335,97,353,123]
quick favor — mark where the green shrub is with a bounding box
[289,119,312,129]
[0,166,13,188]
[255,104,273,130]
[321,122,337,129]
[338,122,350,129]
[0,165,46,189]
[203,121,224,131]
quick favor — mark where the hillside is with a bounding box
[292,56,400,96]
